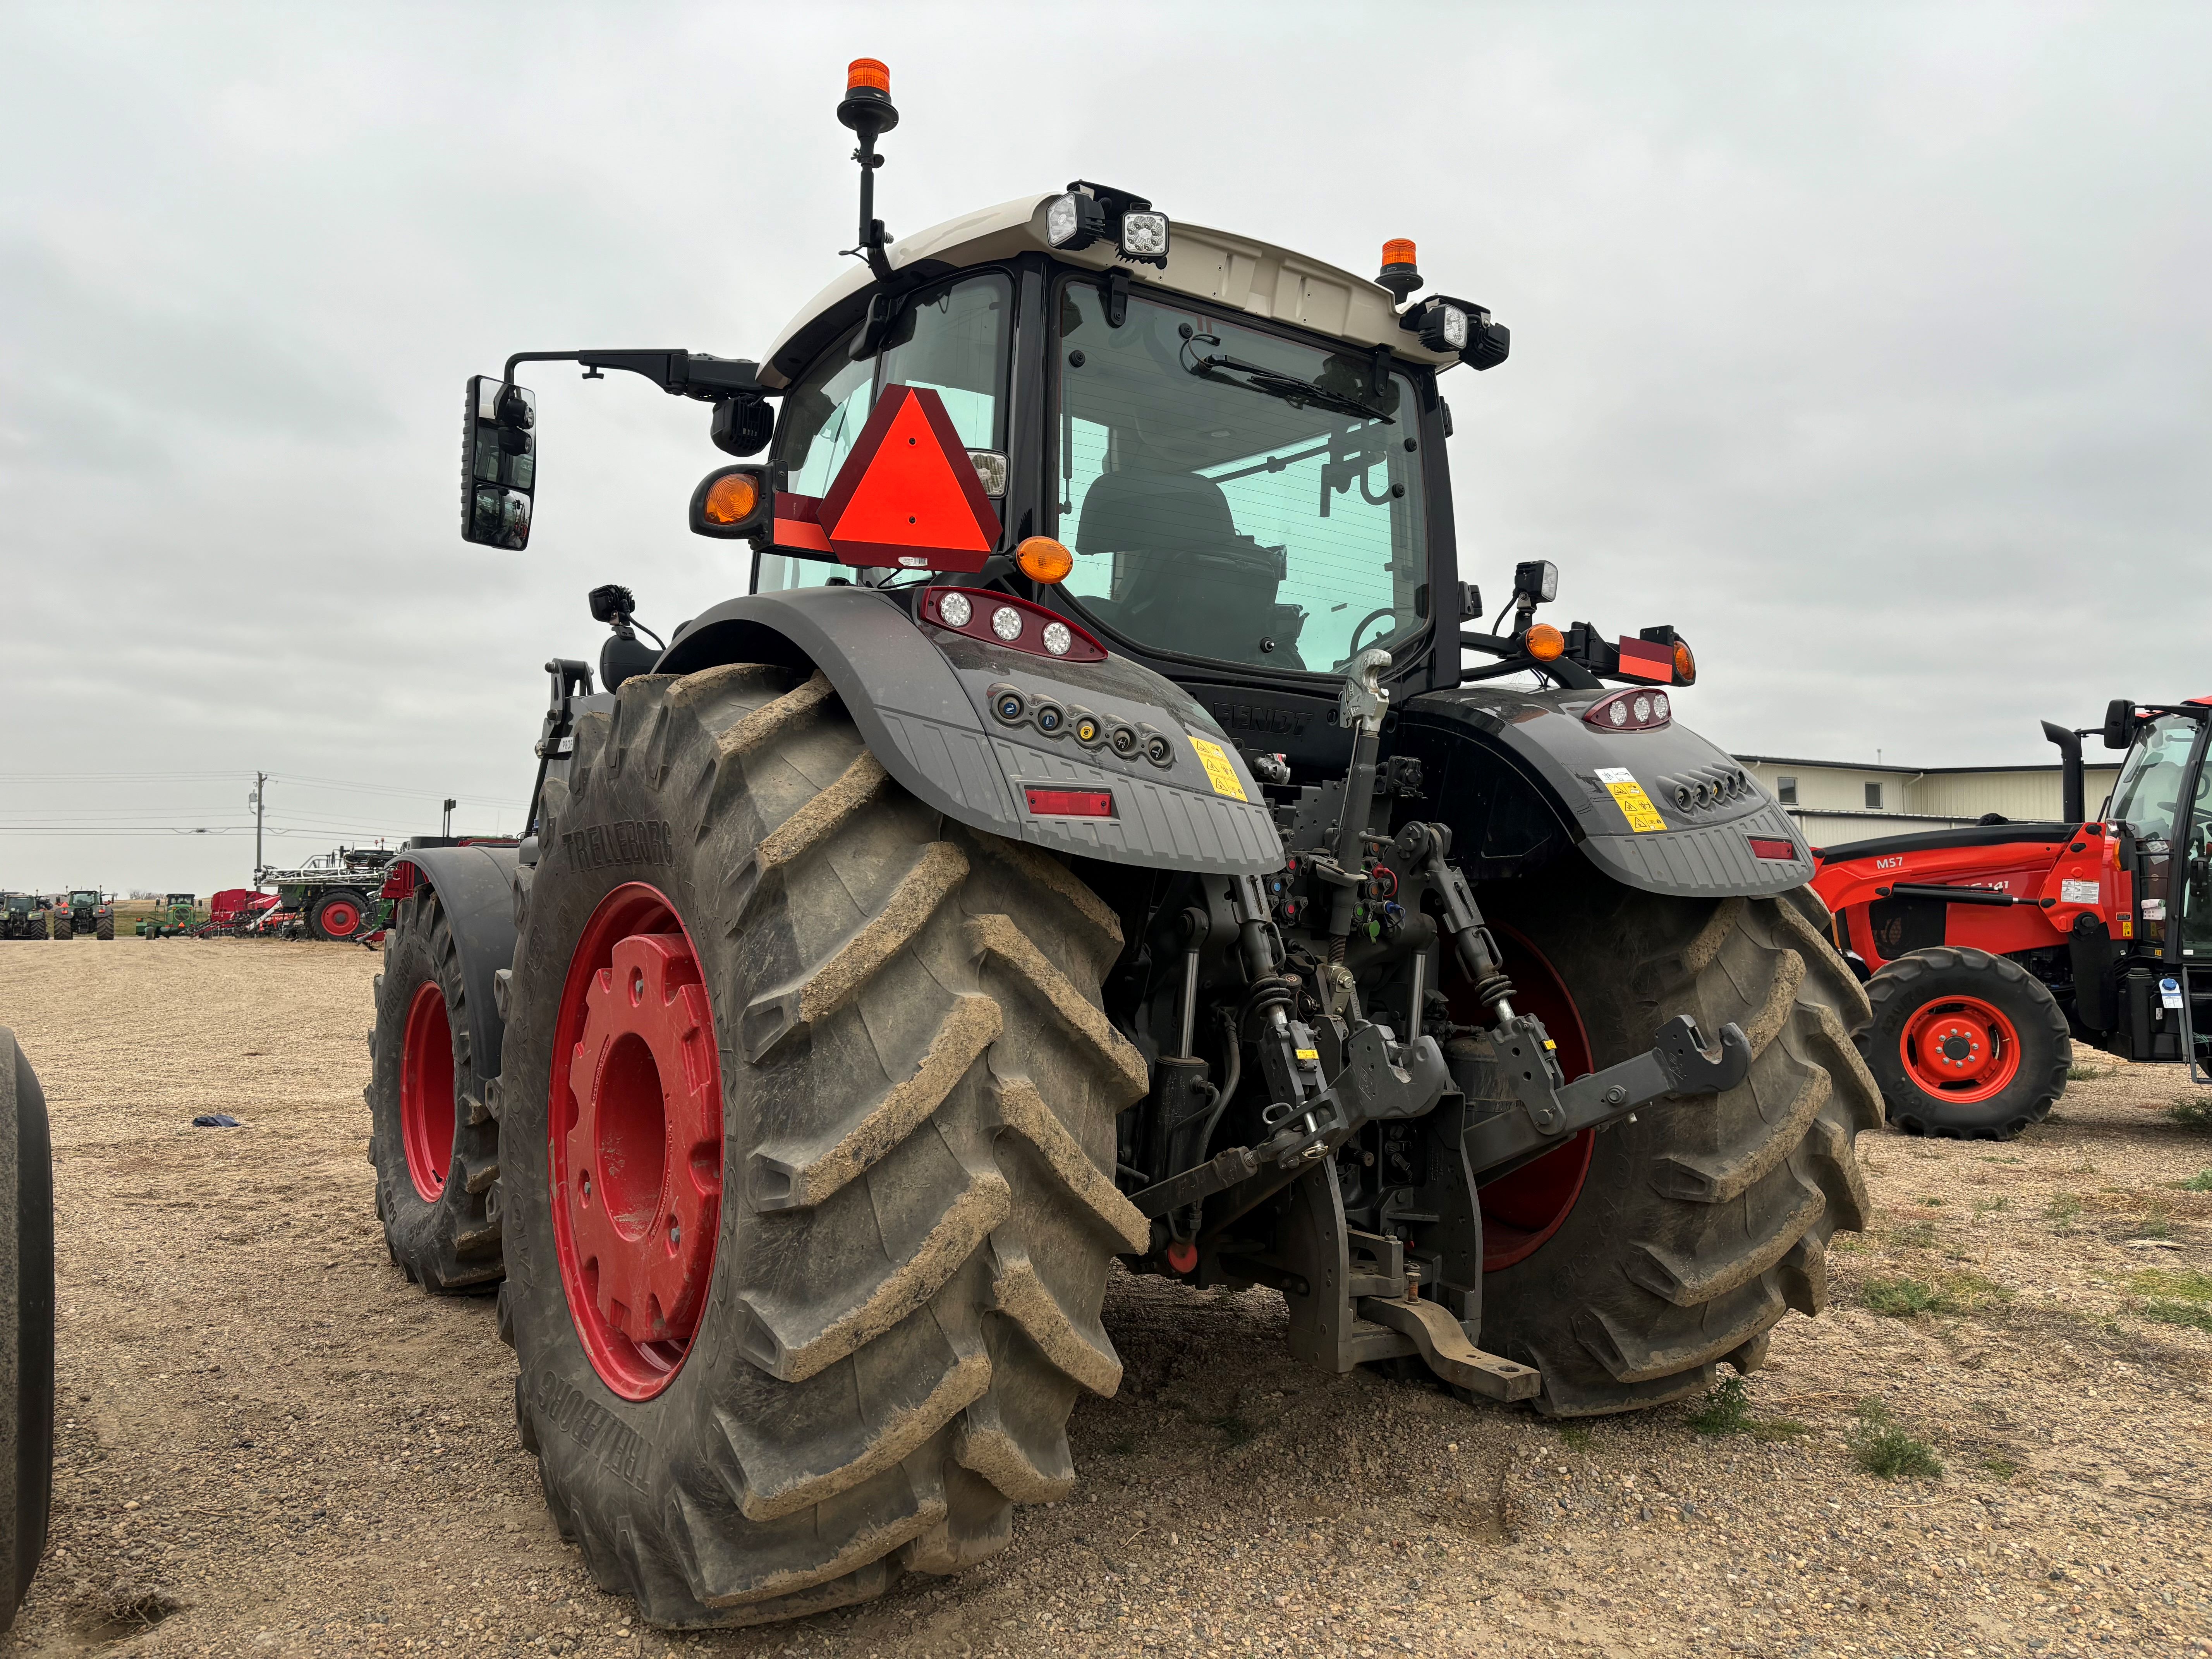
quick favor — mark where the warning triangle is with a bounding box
[819,384,1003,572]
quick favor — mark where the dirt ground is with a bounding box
[1,937,2208,1658]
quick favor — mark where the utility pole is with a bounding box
[249,773,267,887]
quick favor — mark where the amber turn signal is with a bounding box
[1015,536,1074,584]
[1672,639,1698,685]
[702,471,760,526]
[1525,622,1565,662]
[847,58,890,94]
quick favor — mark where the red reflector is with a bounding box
[1618,636,1673,681]
[1025,788,1115,819]
[1748,836,1799,861]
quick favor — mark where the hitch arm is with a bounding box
[1465,1013,1752,1178]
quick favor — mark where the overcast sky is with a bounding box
[3,2,2207,894]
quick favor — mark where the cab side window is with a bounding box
[756,273,1011,595]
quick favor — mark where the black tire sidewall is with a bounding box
[1864,952,2068,1136]
[0,1032,54,1628]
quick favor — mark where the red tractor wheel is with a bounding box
[1861,946,2071,1140]
[495,666,1143,1626]
[310,889,372,941]
[366,888,503,1290]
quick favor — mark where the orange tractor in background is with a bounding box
[1813,698,2212,1138]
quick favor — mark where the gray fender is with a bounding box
[656,587,1283,876]
[389,845,520,1085]
[1395,686,1814,898]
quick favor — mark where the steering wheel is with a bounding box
[1346,607,1396,657]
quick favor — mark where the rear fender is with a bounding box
[386,845,519,1087]
[1393,687,1814,898]
[656,586,1283,876]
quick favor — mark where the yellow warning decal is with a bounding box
[1295,1048,1320,1062]
[1189,736,1249,802]
[1593,766,1666,833]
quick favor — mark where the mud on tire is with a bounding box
[495,665,1147,1628]
[367,888,504,1290]
[1860,945,2071,1141]
[1476,879,1882,1416]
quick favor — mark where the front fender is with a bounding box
[657,587,1283,876]
[388,845,519,1085]
[1395,685,1813,898]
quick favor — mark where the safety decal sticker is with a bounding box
[1190,736,1249,802]
[1592,766,1666,833]
[2060,879,2100,905]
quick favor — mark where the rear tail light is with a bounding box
[1024,788,1115,819]
[1747,836,1800,861]
[922,587,1106,662]
[1584,688,1672,731]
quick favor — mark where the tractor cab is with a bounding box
[2098,698,2212,1065]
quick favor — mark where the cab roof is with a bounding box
[757,192,1461,389]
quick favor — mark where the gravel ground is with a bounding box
[2,938,2209,1657]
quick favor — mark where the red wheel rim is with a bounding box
[549,883,724,1401]
[322,898,362,937]
[400,982,457,1202]
[1454,926,1597,1273]
[1898,994,2021,1104]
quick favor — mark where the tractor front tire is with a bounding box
[1474,878,1882,1416]
[311,889,373,943]
[494,665,1146,1628]
[366,890,504,1290]
[1860,946,2070,1140]
[0,1030,55,1631]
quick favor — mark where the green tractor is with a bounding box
[136,894,200,939]
[0,897,44,943]
[365,65,1880,1629]
[53,890,112,942]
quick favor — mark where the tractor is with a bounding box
[0,896,44,943]
[365,62,1878,1629]
[1814,698,2212,1138]
[258,849,394,941]
[136,893,200,939]
[53,890,112,942]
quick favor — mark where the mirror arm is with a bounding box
[500,350,766,403]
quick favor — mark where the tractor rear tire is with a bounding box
[49,922,67,943]
[366,890,504,1290]
[0,1030,56,1631]
[1473,878,1881,1416]
[310,889,373,943]
[1860,946,2070,1140]
[495,665,1146,1628]
[94,917,112,942]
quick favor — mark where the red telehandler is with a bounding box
[1813,697,2212,1138]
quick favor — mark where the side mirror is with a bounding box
[2103,698,2136,750]
[461,376,536,549]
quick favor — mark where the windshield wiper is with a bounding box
[1182,339,1394,425]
